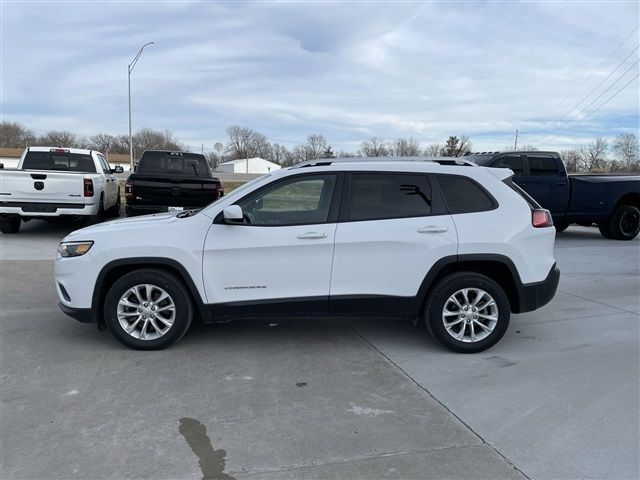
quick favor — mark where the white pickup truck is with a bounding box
[0,147,123,233]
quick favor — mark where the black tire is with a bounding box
[608,205,640,241]
[0,215,21,234]
[104,269,193,350]
[598,222,613,239]
[554,222,569,233]
[425,272,510,353]
[105,189,121,218]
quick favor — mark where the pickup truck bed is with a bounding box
[467,151,640,240]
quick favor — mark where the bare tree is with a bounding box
[337,150,357,158]
[225,126,271,159]
[389,137,421,157]
[580,137,609,172]
[89,133,116,154]
[133,128,182,154]
[612,133,639,172]
[0,121,35,148]
[38,130,78,147]
[291,134,330,163]
[516,144,538,151]
[424,144,443,156]
[360,137,389,157]
[561,149,584,173]
[268,143,291,165]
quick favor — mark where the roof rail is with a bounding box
[291,156,478,169]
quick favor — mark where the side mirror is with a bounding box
[223,205,244,224]
[113,165,124,174]
[0,163,4,169]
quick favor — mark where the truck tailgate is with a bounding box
[131,177,219,207]
[0,170,86,204]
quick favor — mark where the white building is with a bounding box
[216,157,281,174]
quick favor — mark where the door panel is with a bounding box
[330,215,457,301]
[202,173,340,313]
[329,172,457,315]
[203,222,337,308]
[521,155,568,217]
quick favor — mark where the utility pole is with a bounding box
[514,129,519,150]
[128,42,154,171]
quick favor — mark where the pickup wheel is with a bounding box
[554,222,569,233]
[598,222,613,239]
[607,205,640,240]
[105,189,121,218]
[425,272,510,353]
[0,215,21,234]
[104,269,193,350]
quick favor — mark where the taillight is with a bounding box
[532,209,553,228]
[125,182,133,201]
[83,178,94,197]
[218,185,224,198]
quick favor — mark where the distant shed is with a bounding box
[216,157,281,174]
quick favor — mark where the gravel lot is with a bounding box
[1,221,638,479]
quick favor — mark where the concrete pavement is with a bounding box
[1,223,638,479]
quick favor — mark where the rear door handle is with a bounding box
[556,182,567,186]
[418,226,448,233]
[297,232,328,240]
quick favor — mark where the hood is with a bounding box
[64,212,180,240]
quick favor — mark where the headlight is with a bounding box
[58,241,94,257]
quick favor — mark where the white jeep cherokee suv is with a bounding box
[55,158,559,353]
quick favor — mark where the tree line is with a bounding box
[1,121,637,172]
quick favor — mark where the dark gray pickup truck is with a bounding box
[125,150,224,217]
[466,151,640,240]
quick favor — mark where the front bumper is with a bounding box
[516,264,560,313]
[58,302,96,323]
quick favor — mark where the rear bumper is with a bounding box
[516,263,560,313]
[125,205,180,217]
[58,302,96,323]
[1,202,99,217]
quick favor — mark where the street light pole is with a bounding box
[128,42,154,171]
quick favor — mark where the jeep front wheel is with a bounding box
[104,269,193,350]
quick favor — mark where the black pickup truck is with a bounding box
[466,151,640,240]
[125,150,224,217]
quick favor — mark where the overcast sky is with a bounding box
[2,1,639,154]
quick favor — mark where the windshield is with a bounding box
[22,151,96,172]
[137,151,211,176]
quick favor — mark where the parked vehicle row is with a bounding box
[0,147,123,233]
[55,158,559,352]
[466,151,640,240]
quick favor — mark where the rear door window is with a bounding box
[435,175,497,214]
[22,151,96,173]
[346,173,432,221]
[528,155,558,176]
[492,155,523,175]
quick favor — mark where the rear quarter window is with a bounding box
[435,175,497,214]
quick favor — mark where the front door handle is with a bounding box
[297,232,328,240]
[418,226,448,234]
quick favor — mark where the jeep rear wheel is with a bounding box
[425,272,510,353]
[104,269,193,350]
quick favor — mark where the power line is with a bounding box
[536,25,639,121]
[540,72,640,146]
[531,44,639,144]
